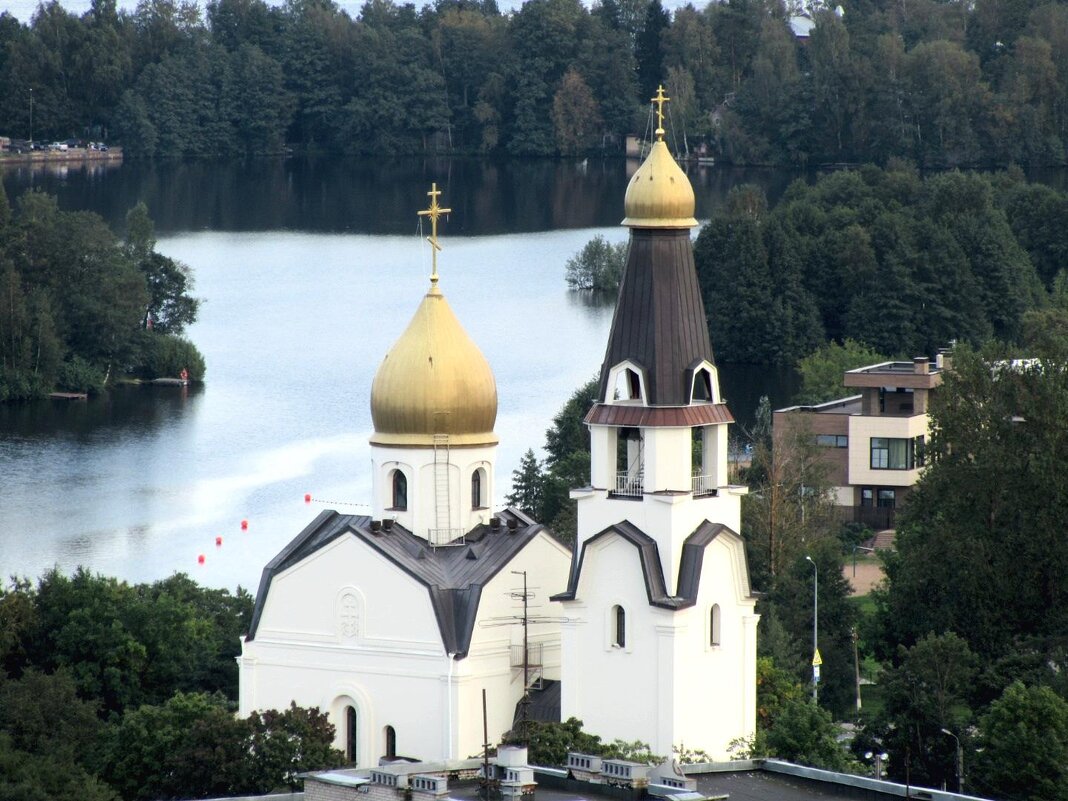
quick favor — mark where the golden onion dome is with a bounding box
[622,139,698,229]
[370,282,498,447]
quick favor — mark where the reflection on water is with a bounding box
[2,156,800,236]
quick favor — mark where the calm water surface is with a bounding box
[0,158,797,590]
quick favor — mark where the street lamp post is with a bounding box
[865,751,889,780]
[941,728,964,794]
[805,555,818,702]
[29,87,33,143]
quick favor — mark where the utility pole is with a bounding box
[29,87,33,143]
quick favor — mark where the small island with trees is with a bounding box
[0,183,204,400]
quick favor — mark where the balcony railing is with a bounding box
[510,642,544,669]
[427,527,466,547]
[692,473,718,497]
[613,471,644,498]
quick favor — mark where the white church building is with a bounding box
[239,103,759,766]
[554,101,760,759]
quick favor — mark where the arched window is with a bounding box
[390,471,407,511]
[384,725,397,759]
[710,604,721,647]
[612,605,626,648]
[471,468,485,509]
[346,706,358,762]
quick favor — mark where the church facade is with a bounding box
[237,186,572,765]
[240,113,759,765]
[554,96,760,760]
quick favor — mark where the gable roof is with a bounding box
[246,507,564,658]
[551,519,755,608]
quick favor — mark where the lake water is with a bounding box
[0,157,798,591]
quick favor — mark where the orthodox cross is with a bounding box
[653,84,670,140]
[418,182,451,283]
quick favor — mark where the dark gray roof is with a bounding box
[695,770,864,800]
[246,507,563,658]
[598,228,715,406]
[514,679,561,725]
[551,520,753,608]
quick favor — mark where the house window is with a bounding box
[870,437,915,470]
[346,706,358,762]
[385,725,396,759]
[710,604,721,647]
[816,434,848,447]
[612,605,626,648]
[390,471,407,510]
[877,489,896,508]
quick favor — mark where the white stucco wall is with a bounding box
[558,528,757,759]
[371,443,497,538]
[238,528,571,766]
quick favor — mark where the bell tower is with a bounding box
[554,88,759,759]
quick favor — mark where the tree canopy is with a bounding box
[0,569,342,801]
[9,0,1068,162]
[694,167,1053,365]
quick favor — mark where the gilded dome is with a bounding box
[622,139,698,229]
[370,283,498,447]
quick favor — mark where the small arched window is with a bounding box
[612,605,626,648]
[391,471,407,511]
[385,725,397,759]
[471,468,485,509]
[710,604,721,647]
[346,705,358,762]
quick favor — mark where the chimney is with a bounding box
[913,357,929,375]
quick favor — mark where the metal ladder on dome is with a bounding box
[431,433,454,546]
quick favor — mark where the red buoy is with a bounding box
[241,519,249,530]
[197,554,206,564]
[304,493,312,503]
[216,536,223,546]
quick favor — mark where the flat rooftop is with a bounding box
[694,771,852,801]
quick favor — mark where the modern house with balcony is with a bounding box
[774,354,946,529]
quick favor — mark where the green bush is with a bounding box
[0,366,50,401]
[134,334,206,381]
[57,357,107,394]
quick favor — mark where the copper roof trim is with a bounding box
[584,403,734,427]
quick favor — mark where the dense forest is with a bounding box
[0,184,204,400]
[695,164,1068,365]
[0,570,343,800]
[6,0,1068,164]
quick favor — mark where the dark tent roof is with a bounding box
[597,228,715,407]
[246,507,563,658]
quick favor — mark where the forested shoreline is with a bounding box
[5,0,1068,165]
[0,183,205,400]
